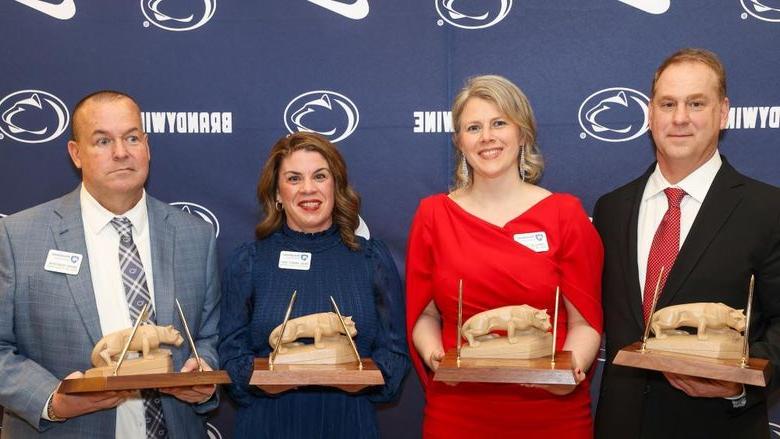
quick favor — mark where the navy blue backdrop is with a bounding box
[1,1,779,437]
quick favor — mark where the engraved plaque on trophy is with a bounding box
[434,281,577,386]
[59,301,231,393]
[250,292,384,394]
[614,273,771,386]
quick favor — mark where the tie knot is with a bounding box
[110,217,133,237]
[664,187,686,208]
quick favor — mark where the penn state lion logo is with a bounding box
[578,87,649,143]
[169,202,220,237]
[206,422,223,439]
[284,90,359,143]
[741,0,780,21]
[141,0,216,31]
[435,0,512,29]
[0,90,69,144]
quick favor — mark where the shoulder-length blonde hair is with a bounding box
[255,132,361,251]
[450,75,544,189]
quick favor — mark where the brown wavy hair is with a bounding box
[255,132,361,250]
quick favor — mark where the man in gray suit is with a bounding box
[0,91,220,438]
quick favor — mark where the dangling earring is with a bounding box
[519,145,526,182]
[275,201,283,211]
[459,155,469,185]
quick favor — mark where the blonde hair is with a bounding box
[450,75,543,188]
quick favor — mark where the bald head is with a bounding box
[66,90,150,214]
[70,90,141,142]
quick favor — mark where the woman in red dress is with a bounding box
[406,75,604,438]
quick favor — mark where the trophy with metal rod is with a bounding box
[614,272,771,386]
[250,290,384,394]
[434,280,577,385]
[59,299,230,394]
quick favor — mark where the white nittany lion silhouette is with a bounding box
[752,0,780,12]
[585,90,634,134]
[2,94,47,135]
[147,0,195,22]
[441,0,490,20]
[291,94,339,136]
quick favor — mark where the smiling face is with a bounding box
[649,61,729,182]
[67,97,150,212]
[456,97,524,183]
[277,149,335,233]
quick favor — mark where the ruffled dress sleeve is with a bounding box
[404,198,436,389]
[218,242,259,406]
[366,238,411,403]
[558,195,604,333]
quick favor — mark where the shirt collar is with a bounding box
[643,151,722,203]
[80,185,148,236]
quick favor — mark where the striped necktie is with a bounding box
[111,217,169,439]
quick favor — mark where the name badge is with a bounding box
[514,232,549,253]
[44,249,83,275]
[278,251,312,270]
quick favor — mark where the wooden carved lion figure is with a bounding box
[91,324,185,367]
[269,312,357,349]
[651,302,746,340]
[461,305,551,347]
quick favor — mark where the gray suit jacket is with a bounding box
[0,187,220,438]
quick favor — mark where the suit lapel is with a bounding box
[624,167,654,330]
[148,197,175,327]
[52,188,103,345]
[657,159,744,308]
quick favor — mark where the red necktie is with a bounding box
[643,187,687,322]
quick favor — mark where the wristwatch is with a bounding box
[730,393,747,409]
[726,386,747,409]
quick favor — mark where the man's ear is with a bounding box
[143,132,151,161]
[719,97,730,129]
[67,140,82,169]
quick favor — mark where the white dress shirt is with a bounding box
[636,152,745,401]
[81,186,156,439]
[637,152,722,296]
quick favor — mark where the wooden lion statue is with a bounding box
[461,305,551,347]
[650,302,746,340]
[646,303,747,359]
[91,324,185,368]
[269,312,357,350]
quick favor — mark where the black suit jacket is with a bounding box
[593,157,780,439]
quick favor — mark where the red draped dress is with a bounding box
[406,193,604,438]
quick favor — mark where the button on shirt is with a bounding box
[80,186,155,439]
[637,152,722,296]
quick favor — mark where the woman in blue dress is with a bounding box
[219,132,409,438]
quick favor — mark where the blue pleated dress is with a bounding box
[219,224,409,438]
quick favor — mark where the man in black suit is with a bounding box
[594,48,780,438]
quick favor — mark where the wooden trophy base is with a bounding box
[613,341,771,386]
[461,333,553,359]
[250,357,384,394]
[59,350,231,394]
[59,370,231,393]
[85,352,174,378]
[272,337,356,365]
[645,331,742,359]
[433,349,576,385]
